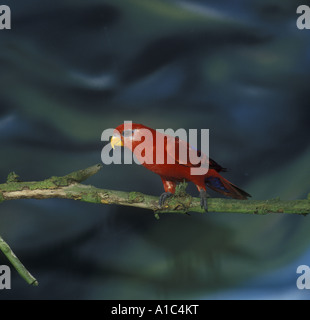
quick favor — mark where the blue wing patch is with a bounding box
[205,177,229,192]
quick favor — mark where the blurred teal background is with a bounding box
[0,0,310,299]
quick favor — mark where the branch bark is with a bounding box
[0,163,309,285]
[0,163,309,215]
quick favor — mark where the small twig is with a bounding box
[0,235,38,286]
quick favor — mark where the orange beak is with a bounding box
[110,135,124,149]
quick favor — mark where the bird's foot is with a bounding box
[199,190,208,212]
[159,192,173,207]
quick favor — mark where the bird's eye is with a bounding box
[122,130,135,137]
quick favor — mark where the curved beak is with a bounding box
[110,135,124,149]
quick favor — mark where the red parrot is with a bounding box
[110,123,251,211]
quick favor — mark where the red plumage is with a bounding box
[112,123,250,211]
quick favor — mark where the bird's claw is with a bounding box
[199,190,208,212]
[159,192,172,207]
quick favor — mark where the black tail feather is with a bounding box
[205,174,251,200]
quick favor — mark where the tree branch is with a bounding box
[0,163,309,215]
[0,163,309,285]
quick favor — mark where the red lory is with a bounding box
[110,123,251,211]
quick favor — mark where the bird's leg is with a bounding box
[159,192,173,207]
[159,178,176,208]
[199,190,208,212]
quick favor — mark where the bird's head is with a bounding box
[110,123,154,151]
